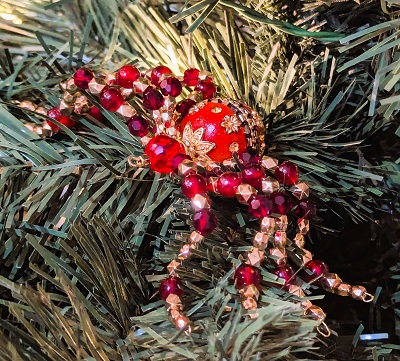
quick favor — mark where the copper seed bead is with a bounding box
[334,282,352,296]
[305,305,326,322]
[321,273,342,291]
[350,285,367,300]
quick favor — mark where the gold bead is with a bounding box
[59,100,74,116]
[298,219,310,235]
[133,77,151,93]
[261,156,279,170]
[65,78,78,94]
[334,282,351,296]
[288,284,305,298]
[167,260,180,275]
[261,176,279,194]
[275,216,288,231]
[222,158,236,168]
[269,247,287,265]
[246,247,264,267]
[74,94,92,114]
[189,231,203,247]
[240,284,260,299]
[116,103,136,120]
[305,305,326,322]
[88,77,107,95]
[169,309,181,320]
[178,244,191,260]
[35,107,47,115]
[63,91,77,105]
[188,91,203,102]
[127,154,150,168]
[274,231,287,248]
[162,96,176,111]
[242,297,258,310]
[350,285,366,300]
[291,182,310,200]
[236,184,257,203]
[253,232,269,250]
[302,249,313,265]
[294,233,305,248]
[260,217,275,234]
[173,314,190,330]
[190,193,211,212]
[165,294,182,309]
[321,273,342,291]
[178,160,197,176]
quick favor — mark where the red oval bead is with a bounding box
[127,114,149,137]
[193,209,217,235]
[151,65,173,86]
[195,79,217,99]
[183,68,200,86]
[73,68,94,89]
[171,153,191,174]
[47,107,76,131]
[248,195,273,218]
[143,87,164,110]
[144,135,186,174]
[159,276,184,300]
[270,191,293,215]
[234,264,261,288]
[239,148,261,166]
[294,198,316,219]
[87,107,104,121]
[304,260,329,283]
[275,161,299,186]
[100,87,124,111]
[181,174,207,198]
[176,99,196,119]
[159,76,182,97]
[116,65,140,88]
[241,164,266,189]
[216,172,242,198]
[273,264,295,289]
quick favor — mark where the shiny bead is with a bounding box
[304,260,329,282]
[216,172,242,198]
[242,297,258,310]
[47,107,76,131]
[73,67,94,89]
[183,68,200,86]
[88,107,104,121]
[143,87,164,110]
[246,247,264,267]
[261,156,279,170]
[298,219,310,235]
[248,195,273,219]
[240,284,260,299]
[100,87,124,111]
[116,103,136,120]
[195,79,217,99]
[176,99,196,118]
[173,314,190,330]
[177,159,197,176]
[274,231,287,248]
[236,183,257,203]
[193,209,217,235]
[305,305,326,322]
[189,230,204,246]
[288,284,305,298]
[334,282,352,296]
[127,115,149,137]
[151,65,173,86]
[294,233,305,249]
[260,217,275,233]
[273,264,295,289]
[165,294,183,310]
[116,65,140,88]
[133,77,151,93]
[350,285,367,300]
[178,244,191,260]
[171,153,192,174]
[19,101,35,111]
[253,232,269,250]
[206,176,218,192]
[58,100,74,116]
[234,264,261,288]
[160,76,182,97]
[270,191,293,215]
[302,249,313,265]
[181,174,207,198]
[321,273,342,291]
[300,300,313,310]
[239,149,261,166]
[159,276,184,300]
[88,77,107,95]
[261,176,279,194]
[294,199,316,219]
[291,182,310,200]
[241,164,266,189]
[275,216,288,231]
[167,260,180,274]
[275,161,299,186]
[190,193,211,212]
[269,247,287,265]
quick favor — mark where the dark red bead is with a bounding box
[241,164,266,189]
[239,148,261,166]
[171,153,191,174]
[73,68,94,89]
[159,76,182,97]
[248,195,273,218]
[181,174,207,198]
[159,276,184,300]
[234,264,261,288]
[145,135,186,174]
[275,161,299,186]
[193,209,217,235]
[116,65,140,88]
[47,107,76,131]
[304,260,329,283]
[270,192,293,215]
[127,115,149,137]
[47,107,62,120]
[216,172,242,198]
[183,68,200,86]
[143,87,164,110]
[273,264,295,289]
[176,99,196,118]
[195,79,217,99]
[87,107,104,121]
[100,87,124,111]
[294,198,316,219]
[151,65,172,86]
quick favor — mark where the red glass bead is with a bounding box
[116,65,140,88]
[159,76,182,97]
[304,260,329,283]
[273,264,295,289]
[181,174,207,198]
[73,68,94,89]
[195,79,217,99]
[239,148,261,166]
[294,199,316,219]
[234,264,261,288]
[151,65,172,86]
[127,115,149,137]
[183,68,200,86]
[241,164,266,189]
[143,87,164,110]
[47,107,76,131]
[270,192,293,215]
[87,107,104,121]
[145,134,186,174]
[100,87,124,111]
[193,209,217,235]
[248,195,273,218]
[171,153,191,174]
[159,276,184,300]
[275,161,299,186]
[216,172,242,198]
[176,99,196,119]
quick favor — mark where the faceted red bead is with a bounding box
[195,79,217,99]
[100,87,124,111]
[159,76,182,97]
[143,87,164,110]
[151,65,173,86]
[171,153,191,174]
[181,174,207,198]
[275,161,299,186]
[47,107,76,131]
[183,68,200,86]
[144,134,186,174]
[239,148,261,166]
[294,198,316,219]
[87,107,104,121]
[176,99,196,119]
[47,107,62,120]
[304,260,329,283]
[241,164,266,189]
[273,264,295,289]
[234,264,261,289]
[159,276,184,300]
[270,192,293,215]
[116,65,140,88]
[248,195,273,219]
[193,209,217,235]
[216,172,242,198]
[73,68,94,89]
[127,115,149,137]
